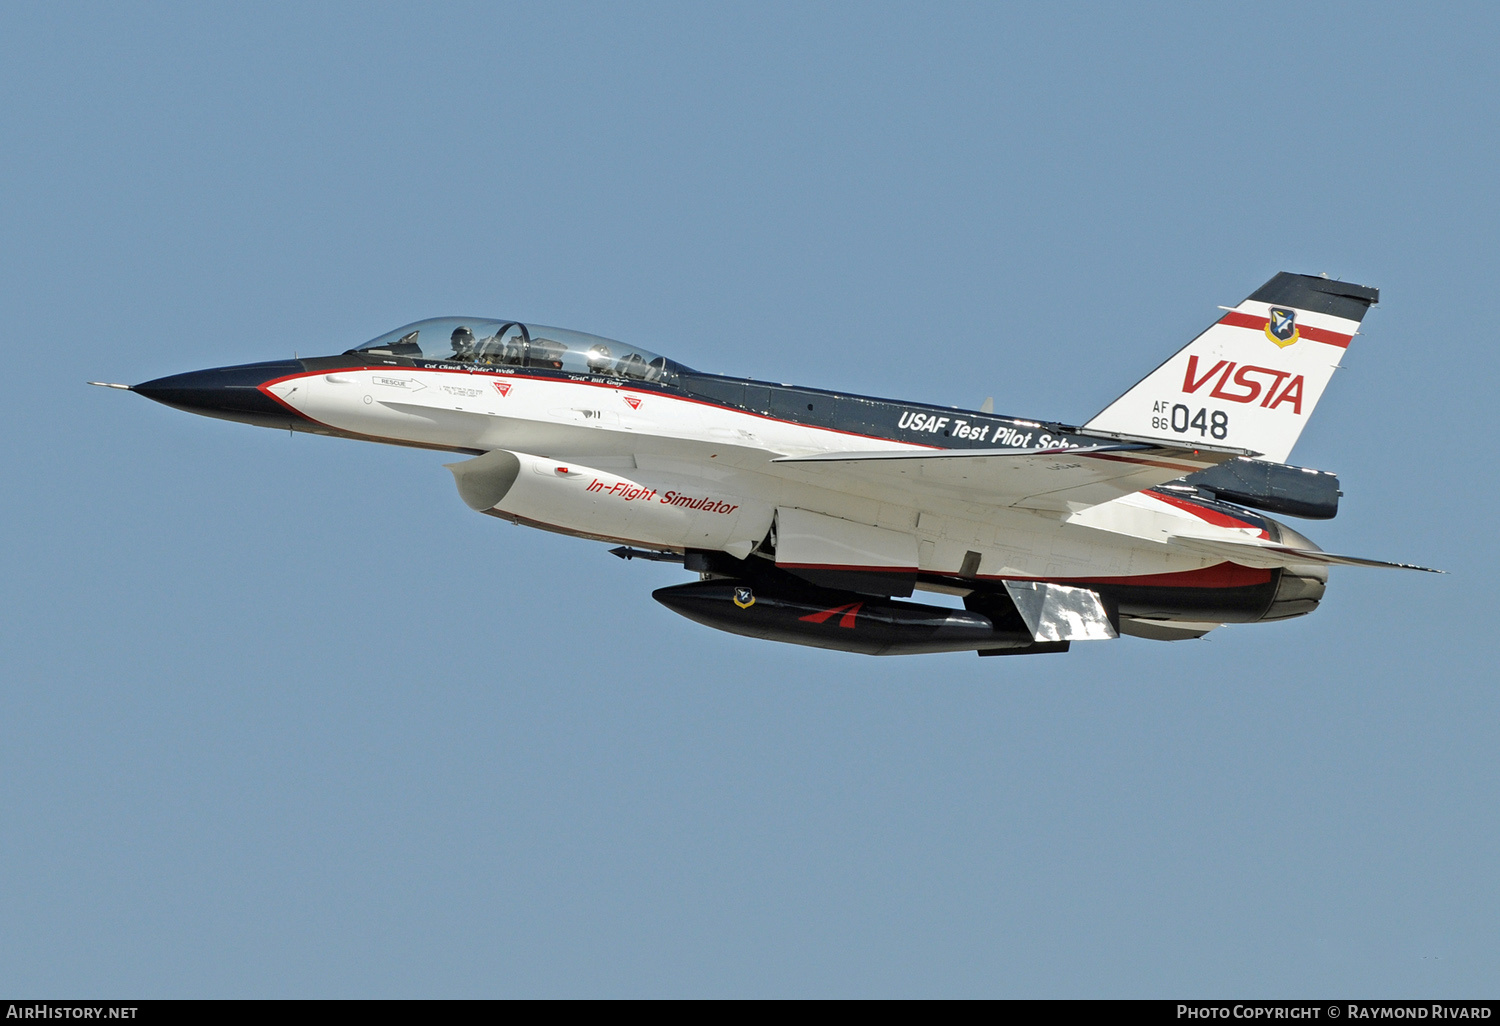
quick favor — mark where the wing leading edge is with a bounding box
[771,443,1240,514]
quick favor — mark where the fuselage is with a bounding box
[132,320,1330,638]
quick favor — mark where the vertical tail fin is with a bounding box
[1084,272,1378,463]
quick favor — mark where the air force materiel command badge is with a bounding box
[1265,307,1300,348]
[732,586,755,609]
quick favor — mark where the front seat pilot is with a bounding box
[449,326,476,362]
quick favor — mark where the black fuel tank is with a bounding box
[653,580,1058,656]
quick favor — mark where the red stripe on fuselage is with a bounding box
[992,562,1272,589]
[1086,451,1208,472]
[257,367,946,451]
[1147,490,1271,538]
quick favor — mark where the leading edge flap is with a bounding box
[772,443,1237,514]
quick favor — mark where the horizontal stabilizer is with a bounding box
[772,443,1238,514]
[1171,534,1443,573]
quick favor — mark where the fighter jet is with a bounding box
[96,272,1438,656]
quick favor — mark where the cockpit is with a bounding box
[348,318,681,384]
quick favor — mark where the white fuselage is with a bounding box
[264,363,1289,614]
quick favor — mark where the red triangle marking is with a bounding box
[799,602,862,627]
[493,382,512,397]
[838,602,863,628]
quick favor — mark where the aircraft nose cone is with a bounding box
[134,359,306,426]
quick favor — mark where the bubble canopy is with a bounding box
[349,318,681,383]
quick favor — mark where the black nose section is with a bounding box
[134,359,306,428]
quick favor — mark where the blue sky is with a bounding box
[2,2,1496,997]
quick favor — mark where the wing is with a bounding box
[771,443,1241,514]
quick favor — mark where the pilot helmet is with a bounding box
[585,344,613,373]
[451,326,476,346]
